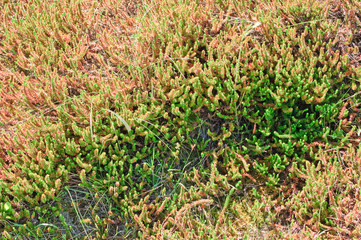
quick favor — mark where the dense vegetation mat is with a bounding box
[1,0,361,239]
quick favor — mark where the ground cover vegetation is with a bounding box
[1,0,361,239]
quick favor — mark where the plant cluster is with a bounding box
[1,0,361,239]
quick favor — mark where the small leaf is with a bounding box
[102,109,131,132]
[4,202,12,212]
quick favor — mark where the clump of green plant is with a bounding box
[1,0,361,239]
